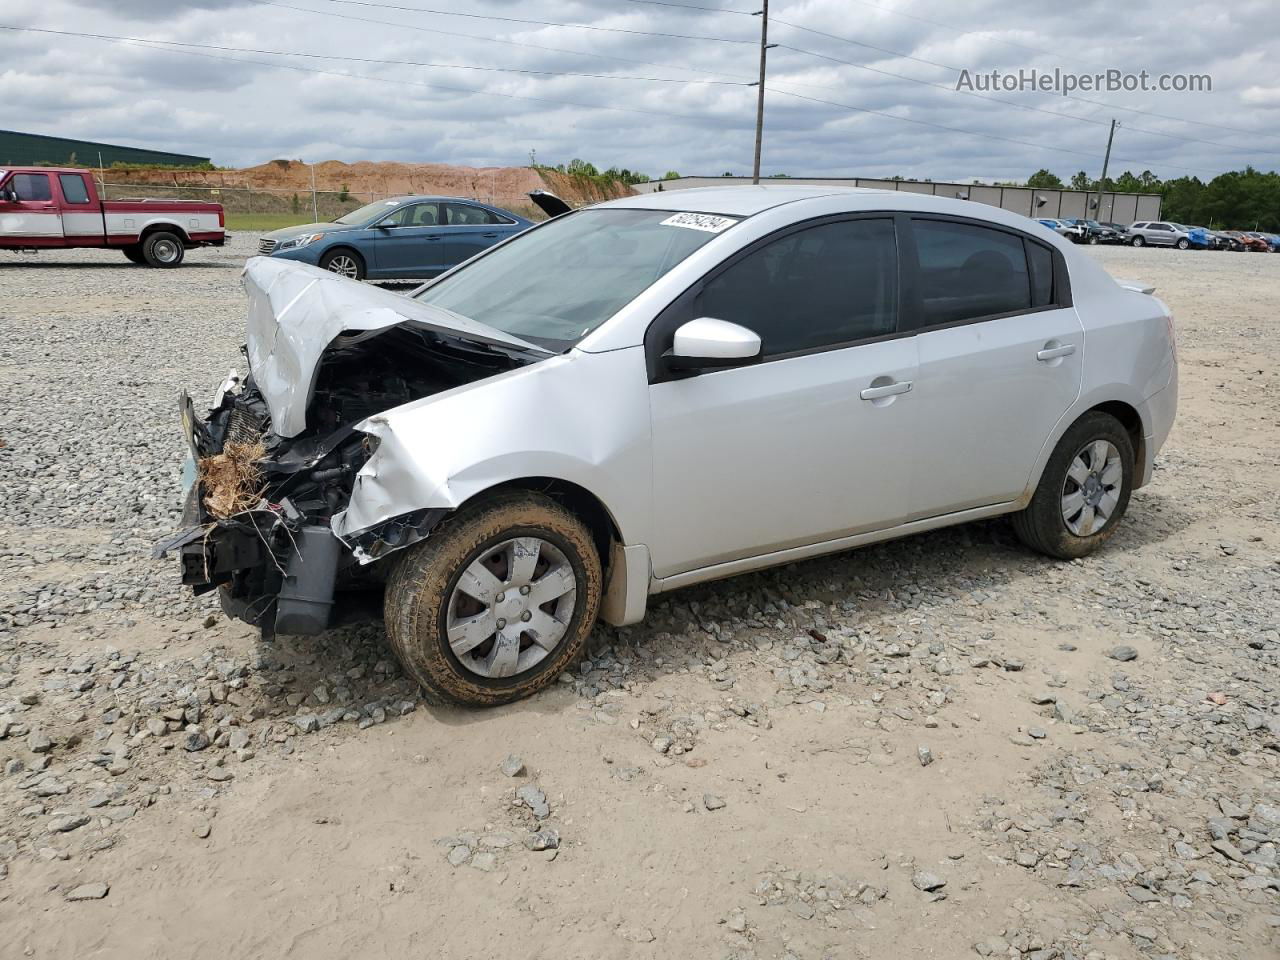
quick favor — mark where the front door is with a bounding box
[903,217,1084,518]
[0,172,64,246]
[372,201,446,277]
[648,217,917,578]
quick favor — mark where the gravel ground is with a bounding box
[0,236,1277,959]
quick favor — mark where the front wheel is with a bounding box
[1131,235,1145,247]
[142,231,185,267]
[319,248,365,280]
[1012,412,1134,560]
[1176,238,1190,250]
[385,492,602,706]
[1088,235,1100,245]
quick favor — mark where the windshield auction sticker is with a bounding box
[659,212,737,233]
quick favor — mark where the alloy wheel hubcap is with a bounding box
[327,255,358,278]
[445,537,577,679]
[1061,439,1122,536]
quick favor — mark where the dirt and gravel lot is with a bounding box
[0,236,1277,960]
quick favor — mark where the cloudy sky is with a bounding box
[2,0,1278,182]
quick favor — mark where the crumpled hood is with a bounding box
[242,256,546,438]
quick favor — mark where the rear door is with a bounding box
[903,216,1084,519]
[0,172,65,245]
[55,172,104,243]
[442,202,519,267]
[371,201,446,277]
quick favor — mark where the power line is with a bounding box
[0,24,749,87]
[305,0,758,44]
[0,23,740,124]
[256,0,751,83]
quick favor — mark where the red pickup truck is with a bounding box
[0,166,225,267]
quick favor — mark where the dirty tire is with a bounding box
[385,492,602,707]
[1012,411,1134,561]
[319,247,365,280]
[122,245,146,264]
[142,231,185,268]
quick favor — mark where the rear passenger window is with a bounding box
[694,218,898,357]
[912,219,1030,326]
[446,203,502,225]
[1025,240,1054,307]
[58,174,91,204]
[10,173,52,202]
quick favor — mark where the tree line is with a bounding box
[1025,166,1280,230]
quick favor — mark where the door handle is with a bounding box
[481,232,499,238]
[1036,344,1076,361]
[860,379,912,400]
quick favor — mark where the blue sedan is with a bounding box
[256,194,548,281]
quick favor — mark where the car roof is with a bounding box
[603,185,895,217]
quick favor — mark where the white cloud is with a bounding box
[0,0,1276,180]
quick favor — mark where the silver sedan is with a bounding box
[172,186,1179,706]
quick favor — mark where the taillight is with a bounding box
[218,207,225,228]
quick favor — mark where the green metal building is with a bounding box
[0,129,209,168]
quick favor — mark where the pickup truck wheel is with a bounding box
[1012,412,1134,561]
[122,245,146,264]
[319,248,365,280]
[385,492,602,707]
[142,231,185,268]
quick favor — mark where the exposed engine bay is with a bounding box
[158,260,542,638]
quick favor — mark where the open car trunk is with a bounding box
[158,258,546,636]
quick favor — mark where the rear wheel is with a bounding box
[1012,412,1134,560]
[319,247,365,280]
[1131,235,1145,247]
[122,245,146,264]
[385,492,602,706]
[142,231,185,268]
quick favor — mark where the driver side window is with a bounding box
[693,218,899,358]
[9,173,52,202]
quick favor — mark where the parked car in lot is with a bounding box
[1243,231,1280,252]
[1036,217,1075,238]
[1128,221,1195,249]
[1100,221,1130,240]
[1060,218,1121,244]
[165,186,1178,706]
[1222,230,1271,252]
[0,166,225,266]
[1172,224,1212,249]
[256,193,567,280]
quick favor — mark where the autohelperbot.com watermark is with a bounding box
[956,68,1212,96]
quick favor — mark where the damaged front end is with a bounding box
[157,258,548,636]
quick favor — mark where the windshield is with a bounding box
[413,208,735,348]
[335,199,406,225]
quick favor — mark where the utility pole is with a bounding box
[1093,119,1116,221]
[310,161,319,222]
[751,1,771,184]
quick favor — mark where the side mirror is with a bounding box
[0,186,16,203]
[664,317,762,372]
